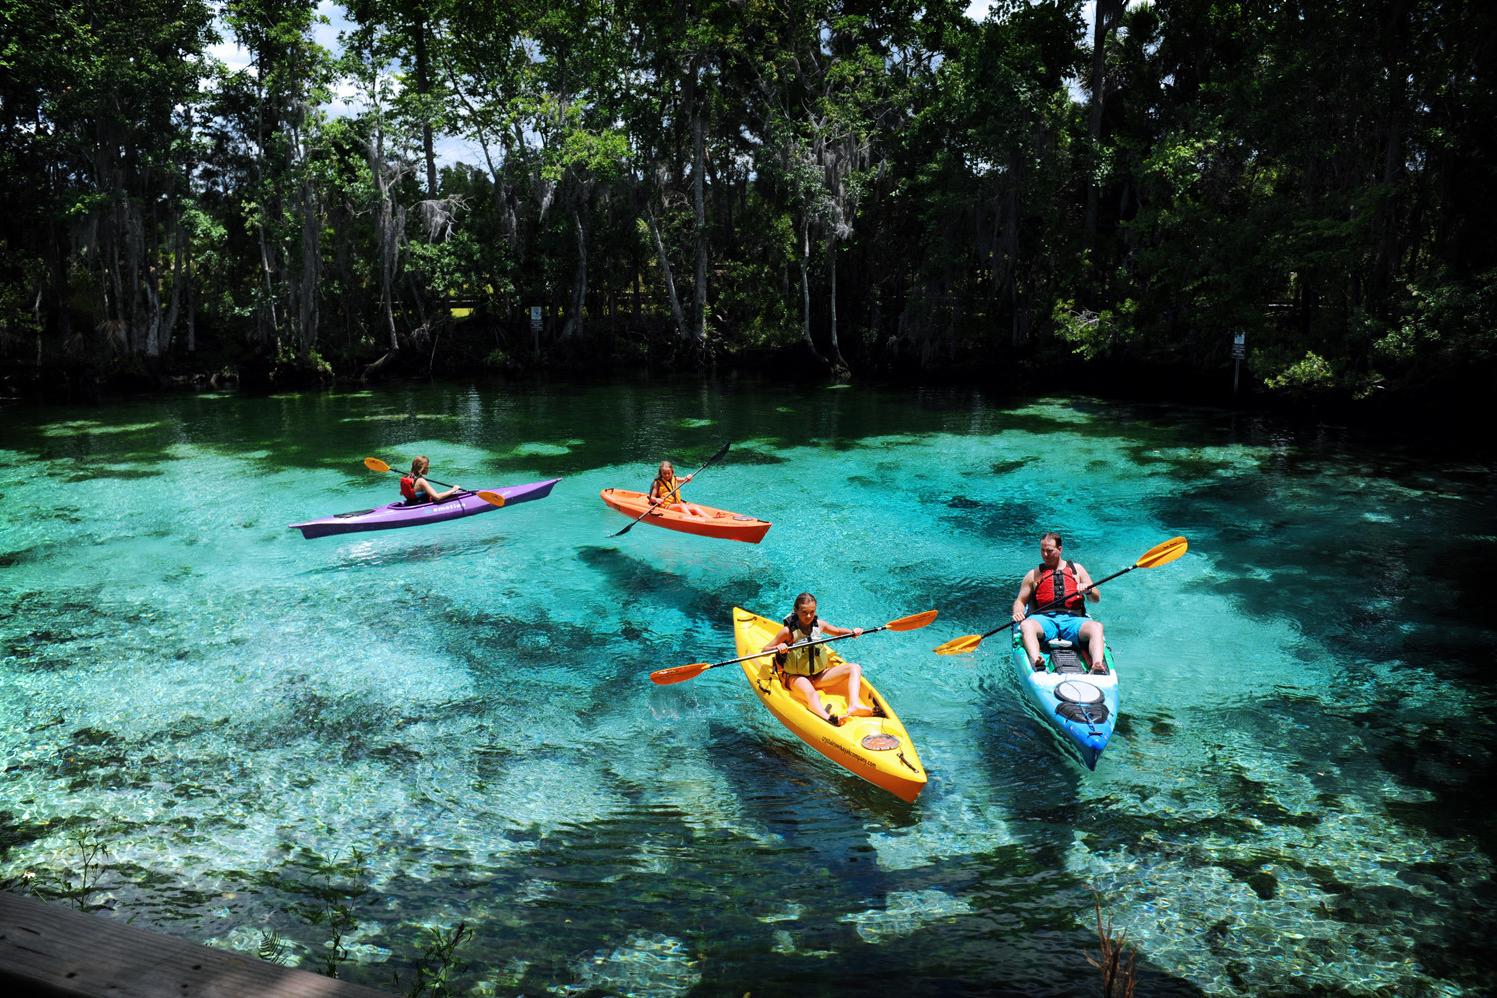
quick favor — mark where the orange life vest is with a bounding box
[1032,560,1087,616]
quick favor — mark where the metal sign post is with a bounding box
[1232,332,1246,396]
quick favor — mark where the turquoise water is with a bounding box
[1,382,1493,995]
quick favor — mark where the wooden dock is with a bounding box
[0,891,392,997]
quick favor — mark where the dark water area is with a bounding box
[1,380,1493,995]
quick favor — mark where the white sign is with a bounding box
[530,306,542,334]
[1232,332,1246,360]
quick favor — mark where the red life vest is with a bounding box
[400,475,419,503]
[1032,560,1087,616]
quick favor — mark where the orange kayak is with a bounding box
[599,488,771,543]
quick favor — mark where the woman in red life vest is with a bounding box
[399,456,462,505]
[1011,532,1107,674]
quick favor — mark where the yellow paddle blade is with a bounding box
[932,633,984,656]
[476,490,506,508]
[364,457,392,473]
[650,662,710,686]
[1137,535,1189,569]
[886,609,938,631]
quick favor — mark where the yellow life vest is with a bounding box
[652,473,684,504]
[779,617,826,677]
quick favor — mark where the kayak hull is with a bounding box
[1012,628,1118,770]
[732,608,927,802]
[601,488,770,543]
[290,478,561,539]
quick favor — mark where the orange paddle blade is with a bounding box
[650,662,710,685]
[1137,535,1188,569]
[886,609,938,631]
[933,633,984,656]
[363,457,392,473]
[476,490,506,508]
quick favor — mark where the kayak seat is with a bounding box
[1040,638,1086,674]
[1049,648,1087,674]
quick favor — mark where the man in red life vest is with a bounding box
[1011,532,1107,674]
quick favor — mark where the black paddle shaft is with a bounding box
[982,563,1138,641]
[698,622,886,675]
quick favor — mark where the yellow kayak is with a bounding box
[731,608,928,802]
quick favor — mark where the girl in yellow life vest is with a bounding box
[646,461,705,517]
[760,593,871,726]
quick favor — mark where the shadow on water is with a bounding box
[296,531,514,573]
[970,672,1091,867]
[704,720,922,834]
[573,543,772,631]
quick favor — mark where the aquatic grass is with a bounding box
[1088,894,1138,998]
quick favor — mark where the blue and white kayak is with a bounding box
[1011,629,1118,770]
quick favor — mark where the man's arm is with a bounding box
[1076,563,1101,602]
[1012,570,1035,621]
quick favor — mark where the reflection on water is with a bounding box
[1,382,1493,995]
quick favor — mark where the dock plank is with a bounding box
[0,891,392,997]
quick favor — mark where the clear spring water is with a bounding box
[1,381,1492,995]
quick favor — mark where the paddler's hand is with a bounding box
[852,627,863,638]
[775,643,788,654]
[1012,608,1026,623]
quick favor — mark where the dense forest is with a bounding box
[1,1,1493,405]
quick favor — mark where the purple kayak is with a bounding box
[290,478,561,540]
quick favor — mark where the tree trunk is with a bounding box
[297,174,320,356]
[1085,0,1124,244]
[367,131,403,355]
[827,232,848,376]
[646,206,690,340]
[562,202,588,339]
[186,247,196,355]
[798,217,823,364]
[689,59,708,350]
[415,15,438,199]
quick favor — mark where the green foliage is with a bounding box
[397,922,471,998]
[1053,298,1137,361]
[28,828,112,911]
[1263,351,1336,397]
[257,928,290,966]
[1,0,1491,405]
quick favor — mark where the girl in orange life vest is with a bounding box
[760,592,871,726]
[646,460,706,518]
[399,456,463,505]
[1012,532,1107,674]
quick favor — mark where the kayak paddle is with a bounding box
[650,609,938,685]
[362,457,504,508]
[363,456,456,489]
[932,535,1189,655]
[610,441,731,538]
